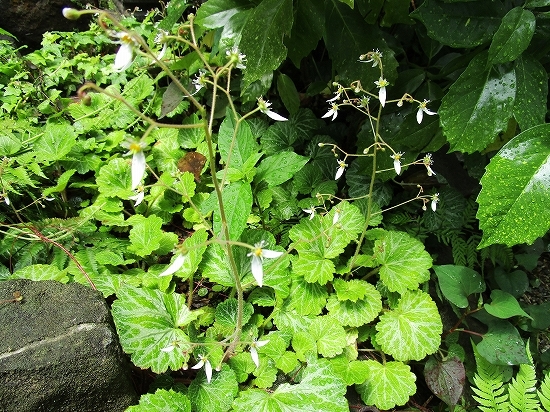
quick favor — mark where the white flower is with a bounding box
[226,46,247,69]
[159,253,186,277]
[62,7,81,20]
[154,30,169,61]
[247,240,284,287]
[113,32,137,72]
[257,97,288,121]
[359,49,382,67]
[374,77,389,107]
[192,70,207,93]
[335,160,347,180]
[129,187,145,206]
[303,207,315,220]
[192,355,213,383]
[322,103,339,121]
[390,152,404,175]
[121,138,147,190]
[3,194,9,205]
[249,339,269,368]
[431,193,439,212]
[327,84,344,103]
[416,100,437,124]
[333,208,341,225]
[422,153,436,176]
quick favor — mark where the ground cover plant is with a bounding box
[1,0,550,410]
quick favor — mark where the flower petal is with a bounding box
[114,43,134,72]
[335,166,345,180]
[131,150,146,190]
[192,359,205,370]
[251,255,264,287]
[417,108,423,124]
[379,87,386,107]
[204,359,213,383]
[393,159,402,175]
[250,346,260,368]
[266,110,288,122]
[261,249,283,259]
[159,253,186,277]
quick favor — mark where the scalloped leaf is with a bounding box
[188,364,239,412]
[287,274,328,315]
[477,124,550,248]
[372,230,432,294]
[96,157,134,199]
[309,316,347,357]
[11,264,69,283]
[434,265,486,308]
[127,389,191,412]
[325,290,382,328]
[111,285,201,373]
[291,253,335,285]
[355,360,417,410]
[215,298,254,332]
[127,214,165,257]
[376,290,442,361]
[232,357,348,412]
[332,278,373,302]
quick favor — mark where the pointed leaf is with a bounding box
[210,181,253,241]
[286,0,324,66]
[514,56,548,131]
[424,356,465,406]
[355,360,417,410]
[477,125,550,247]
[434,265,486,308]
[440,53,515,153]
[255,151,309,187]
[218,115,258,171]
[488,8,535,66]
[484,290,532,319]
[376,290,442,361]
[240,0,293,89]
[476,319,529,365]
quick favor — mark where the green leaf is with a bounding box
[324,1,398,87]
[484,290,532,320]
[326,291,382,328]
[309,316,347,357]
[376,290,442,361]
[127,215,164,257]
[111,285,201,373]
[255,152,309,187]
[177,229,208,279]
[210,181,253,241]
[372,230,432,294]
[287,274,328,315]
[477,124,550,248]
[292,253,335,285]
[329,356,370,385]
[476,319,529,365]
[286,0,324,67]
[188,364,239,412]
[232,358,348,412]
[411,0,505,48]
[439,53,515,153]
[332,278,374,302]
[355,360,417,410]
[215,298,254,330]
[12,264,68,282]
[127,389,191,412]
[158,1,190,30]
[96,157,133,199]
[514,55,547,131]
[195,0,251,28]
[434,265,486,308]
[240,0,293,89]
[218,115,258,171]
[488,8,535,66]
[34,122,76,162]
[42,169,76,197]
[277,73,300,115]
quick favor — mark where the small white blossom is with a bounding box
[258,97,288,121]
[431,193,439,212]
[3,195,9,205]
[390,152,404,175]
[249,339,269,368]
[417,100,437,124]
[121,138,147,190]
[159,253,186,277]
[335,160,347,180]
[226,46,247,69]
[129,187,145,206]
[359,49,382,67]
[247,240,284,287]
[192,355,213,383]
[154,30,169,61]
[327,84,344,103]
[303,207,316,220]
[374,77,389,107]
[322,103,339,121]
[113,32,138,72]
[422,153,436,176]
[192,70,207,93]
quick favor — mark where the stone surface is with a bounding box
[0,0,94,48]
[0,279,138,412]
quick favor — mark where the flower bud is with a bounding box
[62,8,81,20]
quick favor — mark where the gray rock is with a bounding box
[0,279,138,412]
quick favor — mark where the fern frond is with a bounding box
[472,343,509,412]
[451,236,467,266]
[538,372,550,411]
[508,363,540,412]
[480,244,514,271]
